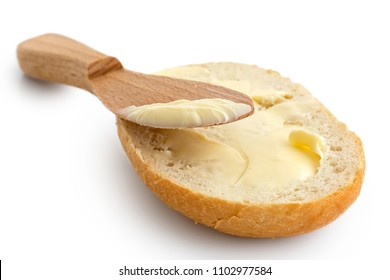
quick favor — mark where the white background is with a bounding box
[1,0,389,278]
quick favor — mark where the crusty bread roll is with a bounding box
[117,62,365,238]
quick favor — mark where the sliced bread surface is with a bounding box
[117,62,365,237]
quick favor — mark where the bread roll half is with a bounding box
[117,63,365,238]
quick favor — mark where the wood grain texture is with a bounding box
[17,33,122,92]
[17,34,254,121]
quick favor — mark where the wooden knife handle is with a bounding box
[17,33,122,92]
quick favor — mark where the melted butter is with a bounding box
[146,66,325,192]
[119,98,251,128]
